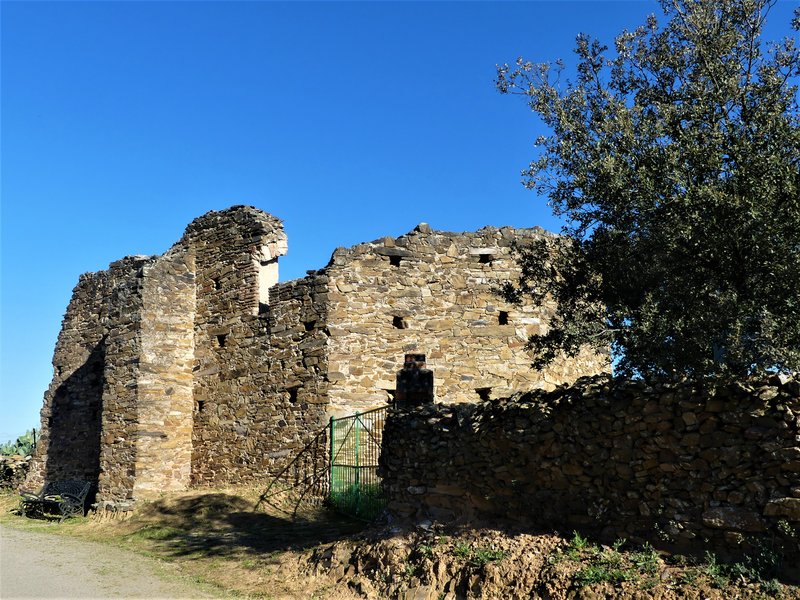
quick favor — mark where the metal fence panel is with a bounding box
[329,406,387,520]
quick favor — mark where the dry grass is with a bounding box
[0,486,365,599]
[3,488,799,599]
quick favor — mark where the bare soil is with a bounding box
[1,488,798,599]
[308,526,800,599]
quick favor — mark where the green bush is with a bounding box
[0,430,36,456]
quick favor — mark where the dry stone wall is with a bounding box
[185,208,331,485]
[0,455,30,489]
[324,225,607,416]
[135,247,196,496]
[28,205,607,504]
[97,257,151,502]
[26,256,152,502]
[381,374,800,560]
[186,207,282,484]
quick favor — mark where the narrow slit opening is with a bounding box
[499,311,509,325]
[216,334,227,348]
[288,386,300,403]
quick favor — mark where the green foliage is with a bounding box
[402,557,418,579]
[702,552,730,588]
[451,542,508,568]
[0,430,36,456]
[761,578,782,596]
[556,534,664,589]
[452,541,473,558]
[328,480,386,521]
[680,568,699,586]
[569,530,589,551]
[629,543,660,575]
[498,0,800,378]
[417,543,434,558]
[776,519,797,541]
[574,563,635,586]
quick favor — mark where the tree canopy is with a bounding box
[497,0,800,379]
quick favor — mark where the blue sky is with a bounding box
[2,1,797,443]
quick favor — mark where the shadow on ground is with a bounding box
[126,493,366,559]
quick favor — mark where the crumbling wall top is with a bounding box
[183,205,284,238]
[325,222,555,267]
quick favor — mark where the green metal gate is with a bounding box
[329,406,387,520]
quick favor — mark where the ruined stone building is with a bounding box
[26,206,606,504]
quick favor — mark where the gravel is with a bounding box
[0,525,220,599]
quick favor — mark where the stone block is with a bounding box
[764,498,800,520]
[702,507,766,532]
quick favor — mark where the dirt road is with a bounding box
[0,525,221,599]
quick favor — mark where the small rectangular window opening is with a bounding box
[389,255,402,267]
[392,316,408,329]
[384,389,396,404]
[212,277,222,290]
[197,400,205,413]
[479,253,493,264]
[476,387,492,401]
[288,386,300,403]
[303,320,316,332]
[216,334,227,348]
[499,311,509,325]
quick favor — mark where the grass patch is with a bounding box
[0,486,368,599]
[629,542,659,575]
[574,563,636,586]
[451,541,508,568]
[550,533,665,589]
[125,525,183,541]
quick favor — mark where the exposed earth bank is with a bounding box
[305,525,800,600]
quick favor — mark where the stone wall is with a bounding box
[26,257,152,501]
[381,374,800,559]
[28,205,607,503]
[185,208,331,484]
[324,225,607,416]
[186,207,282,484]
[135,247,196,496]
[96,256,151,502]
[1,455,31,489]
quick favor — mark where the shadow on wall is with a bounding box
[44,338,105,503]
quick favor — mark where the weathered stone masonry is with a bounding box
[381,374,800,561]
[27,206,607,504]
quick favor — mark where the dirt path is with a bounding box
[0,525,221,599]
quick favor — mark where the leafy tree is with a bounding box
[497,0,800,378]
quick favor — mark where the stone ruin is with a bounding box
[25,206,607,505]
